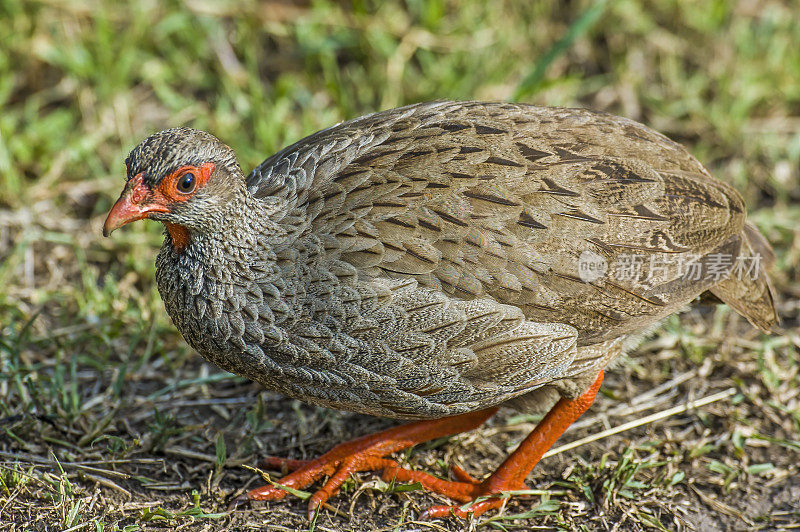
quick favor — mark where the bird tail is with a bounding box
[708,223,779,332]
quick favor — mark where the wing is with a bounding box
[255,276,580,419]
[247,102,747,346]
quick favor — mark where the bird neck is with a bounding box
[153,191,318,386]
[155,191,305,325]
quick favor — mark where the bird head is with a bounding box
[103,127,244,250]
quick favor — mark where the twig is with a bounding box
[82,473,132,498]
[543,388,737,459]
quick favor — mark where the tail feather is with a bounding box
[709,222,779,332]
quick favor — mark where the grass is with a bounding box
[1,0,799,530]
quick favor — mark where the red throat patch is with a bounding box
[165,222,191,252]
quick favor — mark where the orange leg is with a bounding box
[387,370,605,518]
[237,370,604,520]
[259,456,310,475]
[239,407,499,519]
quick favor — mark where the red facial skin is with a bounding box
[103,162,215,251]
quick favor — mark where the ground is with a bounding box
[1,1,799,531]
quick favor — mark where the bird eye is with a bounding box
[176,172,196,193]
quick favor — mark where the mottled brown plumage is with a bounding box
[105,101,777,518]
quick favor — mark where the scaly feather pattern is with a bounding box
[120,101,777,420]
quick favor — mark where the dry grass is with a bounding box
[1,1,799,530]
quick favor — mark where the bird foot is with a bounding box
[233,370,604,520]
[233,370,603,520]
[248,452,404,519]
[246,449,520,519]
[391,369,604,519]
[235,408,498,519]
[382,462,527,518]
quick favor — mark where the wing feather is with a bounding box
[237,102,764,416]
[247,102,747,343]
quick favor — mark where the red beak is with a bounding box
[103,173,168,236]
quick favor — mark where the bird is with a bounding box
[103,101,777,519]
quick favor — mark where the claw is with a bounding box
[227,493,253,512]
[307,500,321,522]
